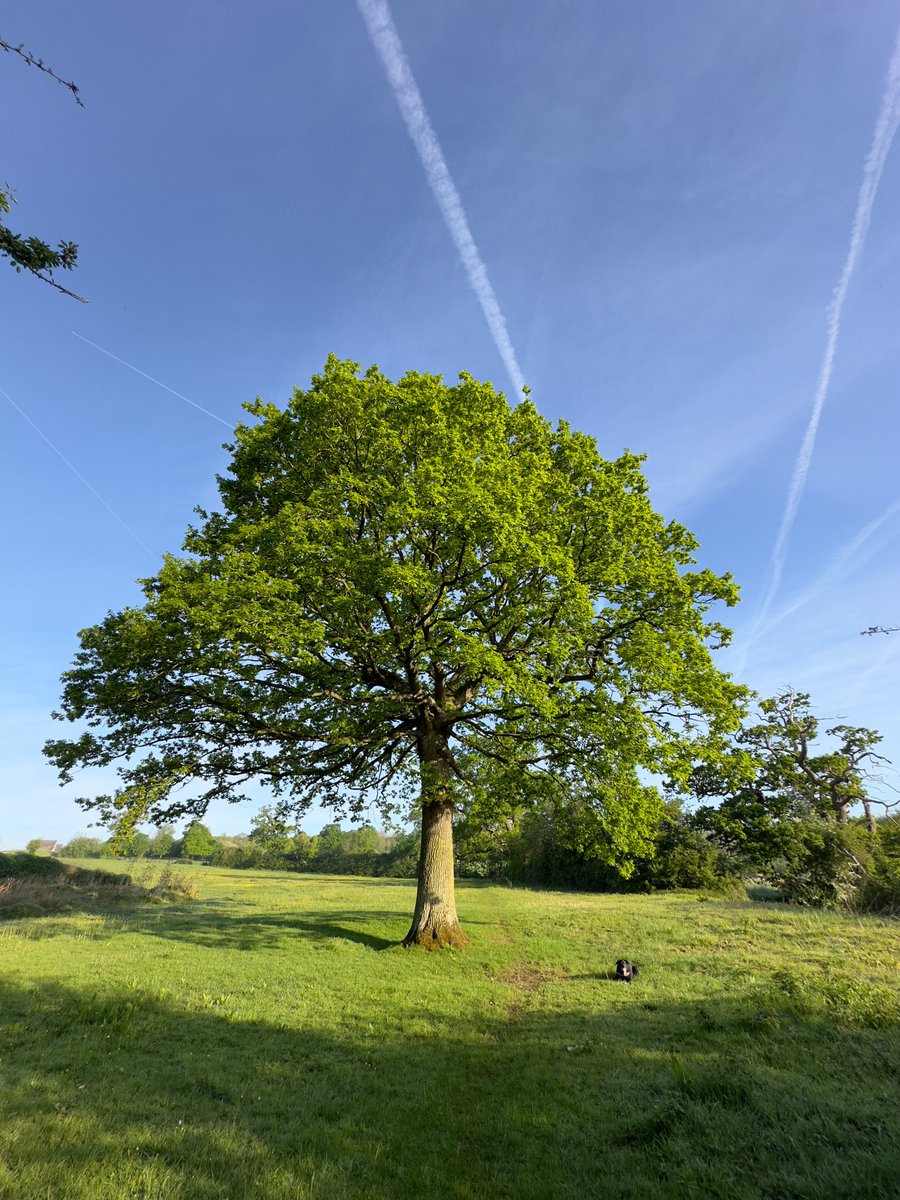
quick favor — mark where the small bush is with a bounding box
[856,853,900,916]
[133,864,199,902]
[641,825,730,892]
[0,851,67,880]
[59,835,106,858]
[695,875,748,900]
[774,823,858,908]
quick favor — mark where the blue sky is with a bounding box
[2,0,899,848]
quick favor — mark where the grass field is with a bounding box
[1,863,898,1199]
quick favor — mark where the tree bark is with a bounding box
[403,799,469,949]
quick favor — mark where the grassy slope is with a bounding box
[0,864,898,1200]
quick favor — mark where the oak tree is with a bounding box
[46,357,744,947]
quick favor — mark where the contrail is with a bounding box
[73,332,233,428]
[853,632,900,701]
[0,382,154,556]
[752,24,900,637]
[355,0,527,396]
[760,494,900,635]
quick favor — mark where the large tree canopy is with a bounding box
[47,357,745,946]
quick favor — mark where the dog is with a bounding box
[615,959,638,983]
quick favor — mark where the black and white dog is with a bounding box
[615,959,639,983]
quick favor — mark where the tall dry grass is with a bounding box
[0,860,197,918]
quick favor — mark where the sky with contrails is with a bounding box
[2,0,900,848]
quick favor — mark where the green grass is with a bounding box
[1,863,898,1199]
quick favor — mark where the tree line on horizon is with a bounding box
[31,815,404,876]
[36,681,900,917]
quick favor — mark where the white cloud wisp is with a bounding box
[0,381,154,557]
[355,0,527,397]
[769,494,900,631]
[752,24,900,635]
[73,333,234,429]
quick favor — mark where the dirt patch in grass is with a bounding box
[489,964,559,992]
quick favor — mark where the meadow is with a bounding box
[1,863,898,1199]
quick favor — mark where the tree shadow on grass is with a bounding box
[149,909,405,951]
[159,901,499,948]
[0,975,897,1200]
[13,905,408,951]
[135,903,493,953]
[5,882,494,952]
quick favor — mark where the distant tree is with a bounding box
[693,690,890,837]
[314,823,347,871]
[60,835,104,858]
[147,825,176,858]
[344,824,379,855]
[249,806,297,855]
[638,808,735,893]
[378,829,419,879]
[691,690,896,905]
[45,358,745,947]
[25,838,42,854]
[181,821,217,859]
[125,830,152,857]
[292,830,312,859]
[1,35,86,301]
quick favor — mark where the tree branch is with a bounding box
[0,35,84,105]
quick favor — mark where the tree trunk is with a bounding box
[403,799,469,949]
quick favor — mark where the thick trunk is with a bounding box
[403,799,469,949]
